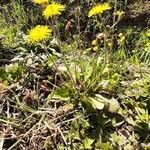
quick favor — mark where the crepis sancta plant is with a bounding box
[0,0,149,149]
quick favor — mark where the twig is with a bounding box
[7,115,45,150]
[57,126,68,147]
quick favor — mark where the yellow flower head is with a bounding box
[28,25,52,43]
[32,0,49,4]
[88,3,111,17]
[43,3,65,19]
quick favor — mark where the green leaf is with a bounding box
[70,132,80,141]
[51,85,70,101]
[47,55,58,67]
[90,97,105,110]
[95,94,109,103]
[71,119,79,129]
[126,117,136,126]
[82,95,107,110]
[70,120,80,141]
[83,137,94,150]
[95,142,112,150]
[84,65,93,81]
[0,67,8,80]
[111,73,120,81]
[81,118,90,129]
[8,64,25,78]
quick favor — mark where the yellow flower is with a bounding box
[88,3,111,17]
[43,3,65,19]
[28,25,52,43]
[32,0,49,4]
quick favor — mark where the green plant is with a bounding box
[0,0,150,149]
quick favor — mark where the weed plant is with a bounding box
[0,0,150,149]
